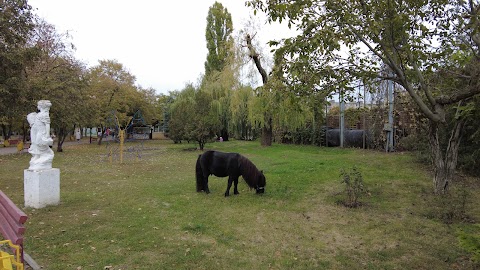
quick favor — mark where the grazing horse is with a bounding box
[196,150,266,196]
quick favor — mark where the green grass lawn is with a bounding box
[1,139,479,269]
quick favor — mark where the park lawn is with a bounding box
[0,139,479,269]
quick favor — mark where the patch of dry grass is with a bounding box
[0,139,478,269]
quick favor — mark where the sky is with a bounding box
[28,0,292,94]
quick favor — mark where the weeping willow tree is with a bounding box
[243,45,314,145]
[201,62,237,141]
[230,85,256,140]
[253,73,315,144]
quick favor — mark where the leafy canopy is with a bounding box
[247,0,480,123]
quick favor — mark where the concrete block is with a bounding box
[24,168,60,208]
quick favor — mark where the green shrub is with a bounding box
[339,166,368,207]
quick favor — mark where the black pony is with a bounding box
[196,150,266,196]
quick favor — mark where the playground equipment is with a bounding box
[125,110,150,140]
[105,111,146,163]
[0,240,23,270]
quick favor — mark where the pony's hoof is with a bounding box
[224,193,230,197]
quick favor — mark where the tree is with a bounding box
[204,1,234,78]
[0,0,36,140]
[457,96,480,176]
[167,86,196,143]
[45,59,88,152]
[202,68,236,141]
[230,85,256,140]
[191,89,221,150]
[168,84,220,149]
[204,2,235,141]
[128,86,161,127]
[244,33,274,146]
[248,0,480,194]
[86,59,138,144]
[243,32,315,146]
[156,93,173,134]
[27,19,89,152]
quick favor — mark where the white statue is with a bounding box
[27,100,54,170]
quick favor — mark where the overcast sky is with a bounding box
[28,0,292,94]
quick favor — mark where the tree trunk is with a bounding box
[246,33,273,146]
[1,124,11,140]
[429,119,465,194]
[98,125,105,145]
[220,128,229,141]
[198,139,205,150]
[22,121,28,143]
[56,127,67,152]
[261,115,273,146]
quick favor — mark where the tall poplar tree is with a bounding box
[204,1,234,141]
[204,1,233,78]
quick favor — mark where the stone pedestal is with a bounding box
[24,168,60,208]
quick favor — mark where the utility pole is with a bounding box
[385,79,394,152]
[363,82,366,149]
[340,89,345,148]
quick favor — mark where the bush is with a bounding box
[339,166,368,208]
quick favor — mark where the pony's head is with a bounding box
[240,156,266,194]
[255,170,266,194]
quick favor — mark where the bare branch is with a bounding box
[246,34,268,84]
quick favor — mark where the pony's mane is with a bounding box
[239,155,262,188]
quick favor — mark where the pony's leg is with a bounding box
[225,176,233,197]
[233,176,240,195]
[203,174,210,194]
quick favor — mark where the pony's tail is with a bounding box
[196,154,203,192]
